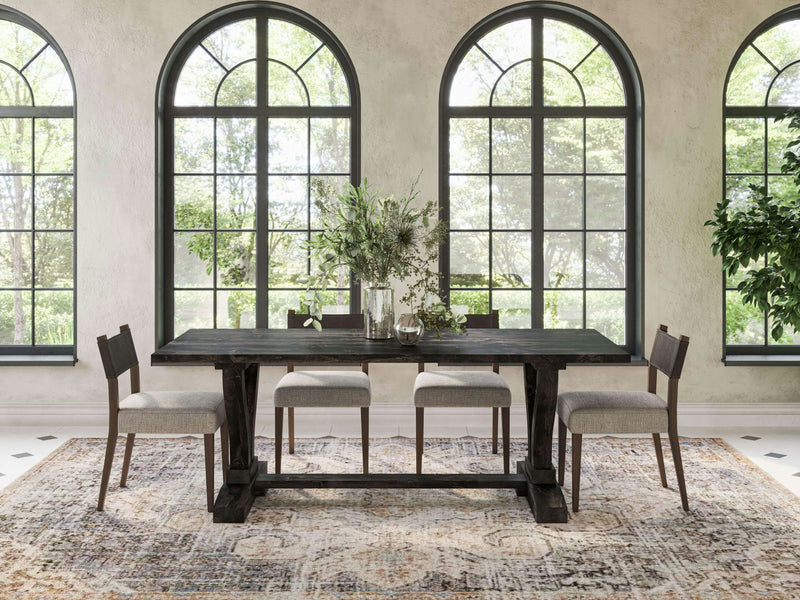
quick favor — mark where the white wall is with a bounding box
[1,0,799,408]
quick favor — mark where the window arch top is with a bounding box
[174,17,350,107]
[448,18,624,107]
[0,20,73,106]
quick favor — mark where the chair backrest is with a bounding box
[286,309,367,374]
[649,324,690,379]
[97,324,141,414]
[419,310,500,373]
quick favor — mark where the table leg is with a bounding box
[213,362,261,523]
[519,362,568,523]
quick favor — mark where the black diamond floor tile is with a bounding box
[37,435,57,441]
[794,472,800,478]
[12,452,33,459]
[741,435,761,441]
[765,452,787,459]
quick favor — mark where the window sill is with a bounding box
[0,355,77,366]
[724,355,800,366]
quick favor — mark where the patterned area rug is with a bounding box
[1,436,799,600]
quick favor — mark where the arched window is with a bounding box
[440,3,641,352]
[0,8,75,360]
[723,7,800,355]
[157,3,359,342]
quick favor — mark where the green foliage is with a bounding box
[706,108,800,342]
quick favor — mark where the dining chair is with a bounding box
[96,324,228,512]
[557,324,690,513]
[413,310,511,474]
[274,310,371,474]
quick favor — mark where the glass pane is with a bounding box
[726,45,773,106]
[767,175,794,202]
[449,46,500,106]
[217,290,255,329]
[0,290,31,344]
[269,118,308,173]
[478,19,531,70]
[494,290,531,328]
[0,176,32,229]
[543,118,583,173]
[269,231,307,287]
[450,231,489,287]
[205,19,256,69]
[174,176,213,230]
[217,118,256,173]
[492,118,530,173]
[586,176,625,229]
[0,118,32,172]
[769,320,800,345]
[586,290,624,344]
[543,62,583,106]
[544,232,583,288]
[725,290,765,345]
[175,46,226,106]
[449,290,489,316]
[320,290,351,312]
[25,46,73,106]
[768,64,800,106]
[492,62,532,106]
[217,175,256,229]
[174,291,213,336]
[217,232,256,287]
[300,46,350,106]
[174,232,213,288]
[0,232,31,286]
[493,175,531,229]
[449,176,488,230]
[0,64,32,106]
[768,117,792,173]
[544,290,583,329]
[311,118,350,173]
[268,61,307,106]
[726,118,764,173]
[543,19,597,70]
[34,290,72,344]
[450,119,489,173]
[34,232,72,287]
[492,232,531,287]
[217,61,256,106]
[574,46,625,106]
[268,290,305,328]
[544,175,582,229]
[586,232,625,288]
[586,119,624,173]
[269,175,308,230]
[35,119,73,173]
[726,175,762,210]
[174,118,213,173]
[310,175,348,229]
[34,176,72,229]
[268,19,320,69]
[754,20,800,72]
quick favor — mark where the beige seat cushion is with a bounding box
[558,390,668,434]
[274,371,371,408]
[414,371,511,408]
[118,391,225,434]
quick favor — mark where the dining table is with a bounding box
[151,327,630,523]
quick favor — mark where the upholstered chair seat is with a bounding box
[557,390,668,434]
[118,391,226,434]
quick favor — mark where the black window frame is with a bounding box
[439,1,643,355]
[155,1,360,346]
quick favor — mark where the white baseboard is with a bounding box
[1,402,799,430]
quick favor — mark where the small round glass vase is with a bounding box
[394,313,425,346]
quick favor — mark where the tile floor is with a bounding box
[0,420,799,498]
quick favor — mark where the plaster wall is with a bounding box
[0,0,798,407]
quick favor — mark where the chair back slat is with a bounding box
[423,310,499,371]
[649,324,689,379]
[287,310,367,373]
[97,325,138,380]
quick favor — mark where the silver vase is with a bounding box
[363,283,394,339]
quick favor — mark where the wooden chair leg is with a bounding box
[558,418,567,486]
[501,406,510,474]
[668,429,689,511]
[361,407,369,475]
[492,406,499,454]
[220,421,229,484]
[120,433,135,487]
[653,432,668,488]
[204,433,215,512]
[571,432,582,513]
[416,407,424,475]
[97,429,117,511]
[288,407,295,454]
[275,407,283,475]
